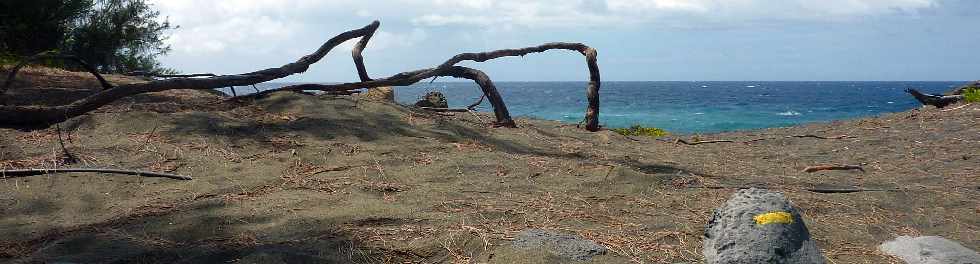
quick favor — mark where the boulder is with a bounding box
[511,229,607,261]
[414,91,448,108]
[703,188,825,264]
[879,236,980,264]
[360,86,394,102]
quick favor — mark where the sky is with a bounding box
[148,0,980,81]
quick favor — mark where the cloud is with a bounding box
[408,0,939,28]
[151,0,941,54]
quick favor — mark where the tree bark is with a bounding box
[0,20,601,131]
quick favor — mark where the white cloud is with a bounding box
[151,0,941,54]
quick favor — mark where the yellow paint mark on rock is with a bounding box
[754,211,794,225]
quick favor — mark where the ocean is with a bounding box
[245,81,962,134]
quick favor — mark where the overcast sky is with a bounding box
[149,0,980,81]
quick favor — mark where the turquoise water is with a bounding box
[251,81,962,134]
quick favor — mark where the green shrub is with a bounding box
[611,125,669,138]
[964,88,980,103]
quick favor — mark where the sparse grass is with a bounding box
[611,124,669,138]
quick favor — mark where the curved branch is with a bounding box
[352,22,378,82]
[0,21,601,132]
[244,66,517,126]
[0,21,382,126]
[467,94,486,110]
[444,66,515,127]
[436,43,601,131]
[1,168,192,180]
[3,52,114,95]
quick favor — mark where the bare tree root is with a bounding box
[802,164,864,173]
[1,21,601,131]
[0,168,192,180]
[2,51,114,95]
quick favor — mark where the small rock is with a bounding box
[879,236,980,264]
[414,91,448,108]
[512,229,607,261]
[361,86,394,102]
[703,188,826,264]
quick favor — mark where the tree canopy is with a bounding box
[0,0,175,73]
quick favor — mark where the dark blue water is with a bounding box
[248,81,961,134]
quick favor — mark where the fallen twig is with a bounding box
[0,168,192,180]
[802,164,864,173]
[674,139,735,145]
[803,188,898,194]
[420,107,470,112]
[788,134,852,139]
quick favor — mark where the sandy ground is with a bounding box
[0,68,977,263]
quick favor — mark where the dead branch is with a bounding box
[0,168,192,180]
[467,94,486,110]
[787,134,851,139]
[803,188,898,194]
[690,185,899,193]
[906,88,964,108]
[420,107,470,112]
[126,72,218,78]
[351,23,375,82]
[802,164,864,173]
[55,124,78,165]
[1,20,601,131]
[0,21,382,126]
[674,139,735,145]
[2,52,113,95]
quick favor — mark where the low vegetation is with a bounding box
[610,124,669,137]
[964,87,980,102]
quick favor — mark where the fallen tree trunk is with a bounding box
[0,20,600,131]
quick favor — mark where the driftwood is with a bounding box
[906,88,964,108]
[802,164,864,173]
[1,21,602,131]
[0,168,192,180]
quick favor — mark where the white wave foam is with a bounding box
[777,111,802,116]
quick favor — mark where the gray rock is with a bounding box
[702,188,826,264]
[512,229,607,261]
[879,236,980,264]
[414,91,448,108]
